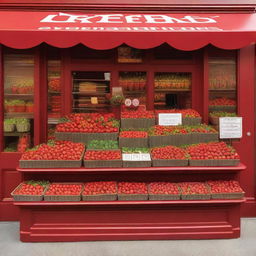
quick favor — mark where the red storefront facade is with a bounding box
[0,0,255,241]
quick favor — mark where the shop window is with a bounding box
[48,59,61,140]
[72,71,111,113]
[119,72,147,105]
[208,57,237,127]
[3,53,34,152]
[154,72,192,109]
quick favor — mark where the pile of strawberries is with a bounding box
[83,181,117,195]
[187,142,239,160]
[45,183,83,195]
[84,150,121,160]
[21,141,84,161]
[13,181,48,195]
[179,182,210,195]
[149,182,180,195]
[118,182,148,194]
[119,130,148,138]
[151,145,187,160]
[209,97,236,106]
[56,113,119,133]
[207,180,244,193]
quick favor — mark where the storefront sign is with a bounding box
[158,113,182,126]
[219,117,243,139]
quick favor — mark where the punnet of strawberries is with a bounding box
[56,113,119,133]
[179,182,210,195]
[13,180,49,195]
[187,142,239,160]
[209,97,236,106]
[119,130,148,138]
[118,182,148,194]
[207,180,244,194]
[45,183,83,195]
[149,125,217,136]
[151,145,187,160]
[149,182,180,195]
[83,181,117,195]
[84,150,121,160]
[121,110,154,119]
[155,109,201,118]
[21,140,85,161]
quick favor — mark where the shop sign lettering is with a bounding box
[40,13,219,24]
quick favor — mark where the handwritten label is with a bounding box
[219,117,242,139]
[158,113,182,126]
[122,153,151,161]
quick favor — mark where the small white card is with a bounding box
[122,154,132,161]
[158,113,182,126]
[104,72,111,81]
[219,117,243,139]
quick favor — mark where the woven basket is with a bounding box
[11,183,48,201]
[16,123,30,132]
[209,105,237,113]
[190,133,219,144]
[148,194,180,200]
[181,194,211,200]
[118,194,148,201]
[55,132,118,143]
[121,118,155,129]
[152,159,188,167]
[123,160,151,168]
[119,137,148,148]
[4,123,15,132]
[182,117,202,126]
[189,159,240,166]
[44,183,83,201]
[82,194,117,201]
[84,159,122,168]
[211,192,245,199]
[149,134,190,147]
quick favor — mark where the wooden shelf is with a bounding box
[17,163,246,173]
[124,91,145,94]
[155,89,191,92]
[209,89,236,92]
[73,79,109,82]
[4,132,30,137]
[14,199,245,207]
[5,94,34,97]
[72,92,107,96]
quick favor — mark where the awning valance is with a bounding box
[0,11,256,50]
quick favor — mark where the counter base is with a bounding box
[16,200,243,242]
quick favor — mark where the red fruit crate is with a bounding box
[148,183,181,201]
[151,158,188,167]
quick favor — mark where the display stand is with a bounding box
[15,164,246,242]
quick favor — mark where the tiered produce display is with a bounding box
[154,73,191,89]
[209,97,236,112]
[12,180,245,201]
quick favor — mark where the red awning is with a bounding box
[0,11,256,50]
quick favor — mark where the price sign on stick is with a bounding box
[158,113,182,126]
[219,117,243,139]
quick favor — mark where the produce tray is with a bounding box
[83,159,122,168]
[189,159,240,166]
[4,123,15,132]
[181,194,211,200]
[82,194,117,201]
[44,183,83,201]
[209,105,236,113]
[119,137,148,148]
[149,134,190,147]
[16,123,30,132]
[211,192,245,199]
[11,183,48,201]
[152,159,188,167]
[121,118,155,129]
[190,133,219,144]
[118,194,148,201]
[182,117,202,126]
[123,160,151,168]
[55,132,118,143]
[148,194,180,200]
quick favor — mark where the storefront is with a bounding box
[0,4,256,241]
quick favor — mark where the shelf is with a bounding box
[5,113,34,119]
[124,91,145,94]
[48,91,61,94]
[17,163,246,173]
[14,199,245,207]
[4,132,30,137]
[155,89,191,92]
[73,105,110,109]
[5,94,34,97]
[73,79,109,82]
[72,92,107,96]
[209,89,236,92]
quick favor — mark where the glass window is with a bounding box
[3,52,34,152]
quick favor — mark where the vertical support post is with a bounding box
[0,45,3,151]
[203,47,209,124]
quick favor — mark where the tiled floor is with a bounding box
[0,219,256,256]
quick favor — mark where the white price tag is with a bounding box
[122,154,132,161]
[219,117,243,139]
[104,72,111,81]
[140,153,151,161]
[131,154,141,161]
[158,113,182,126]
